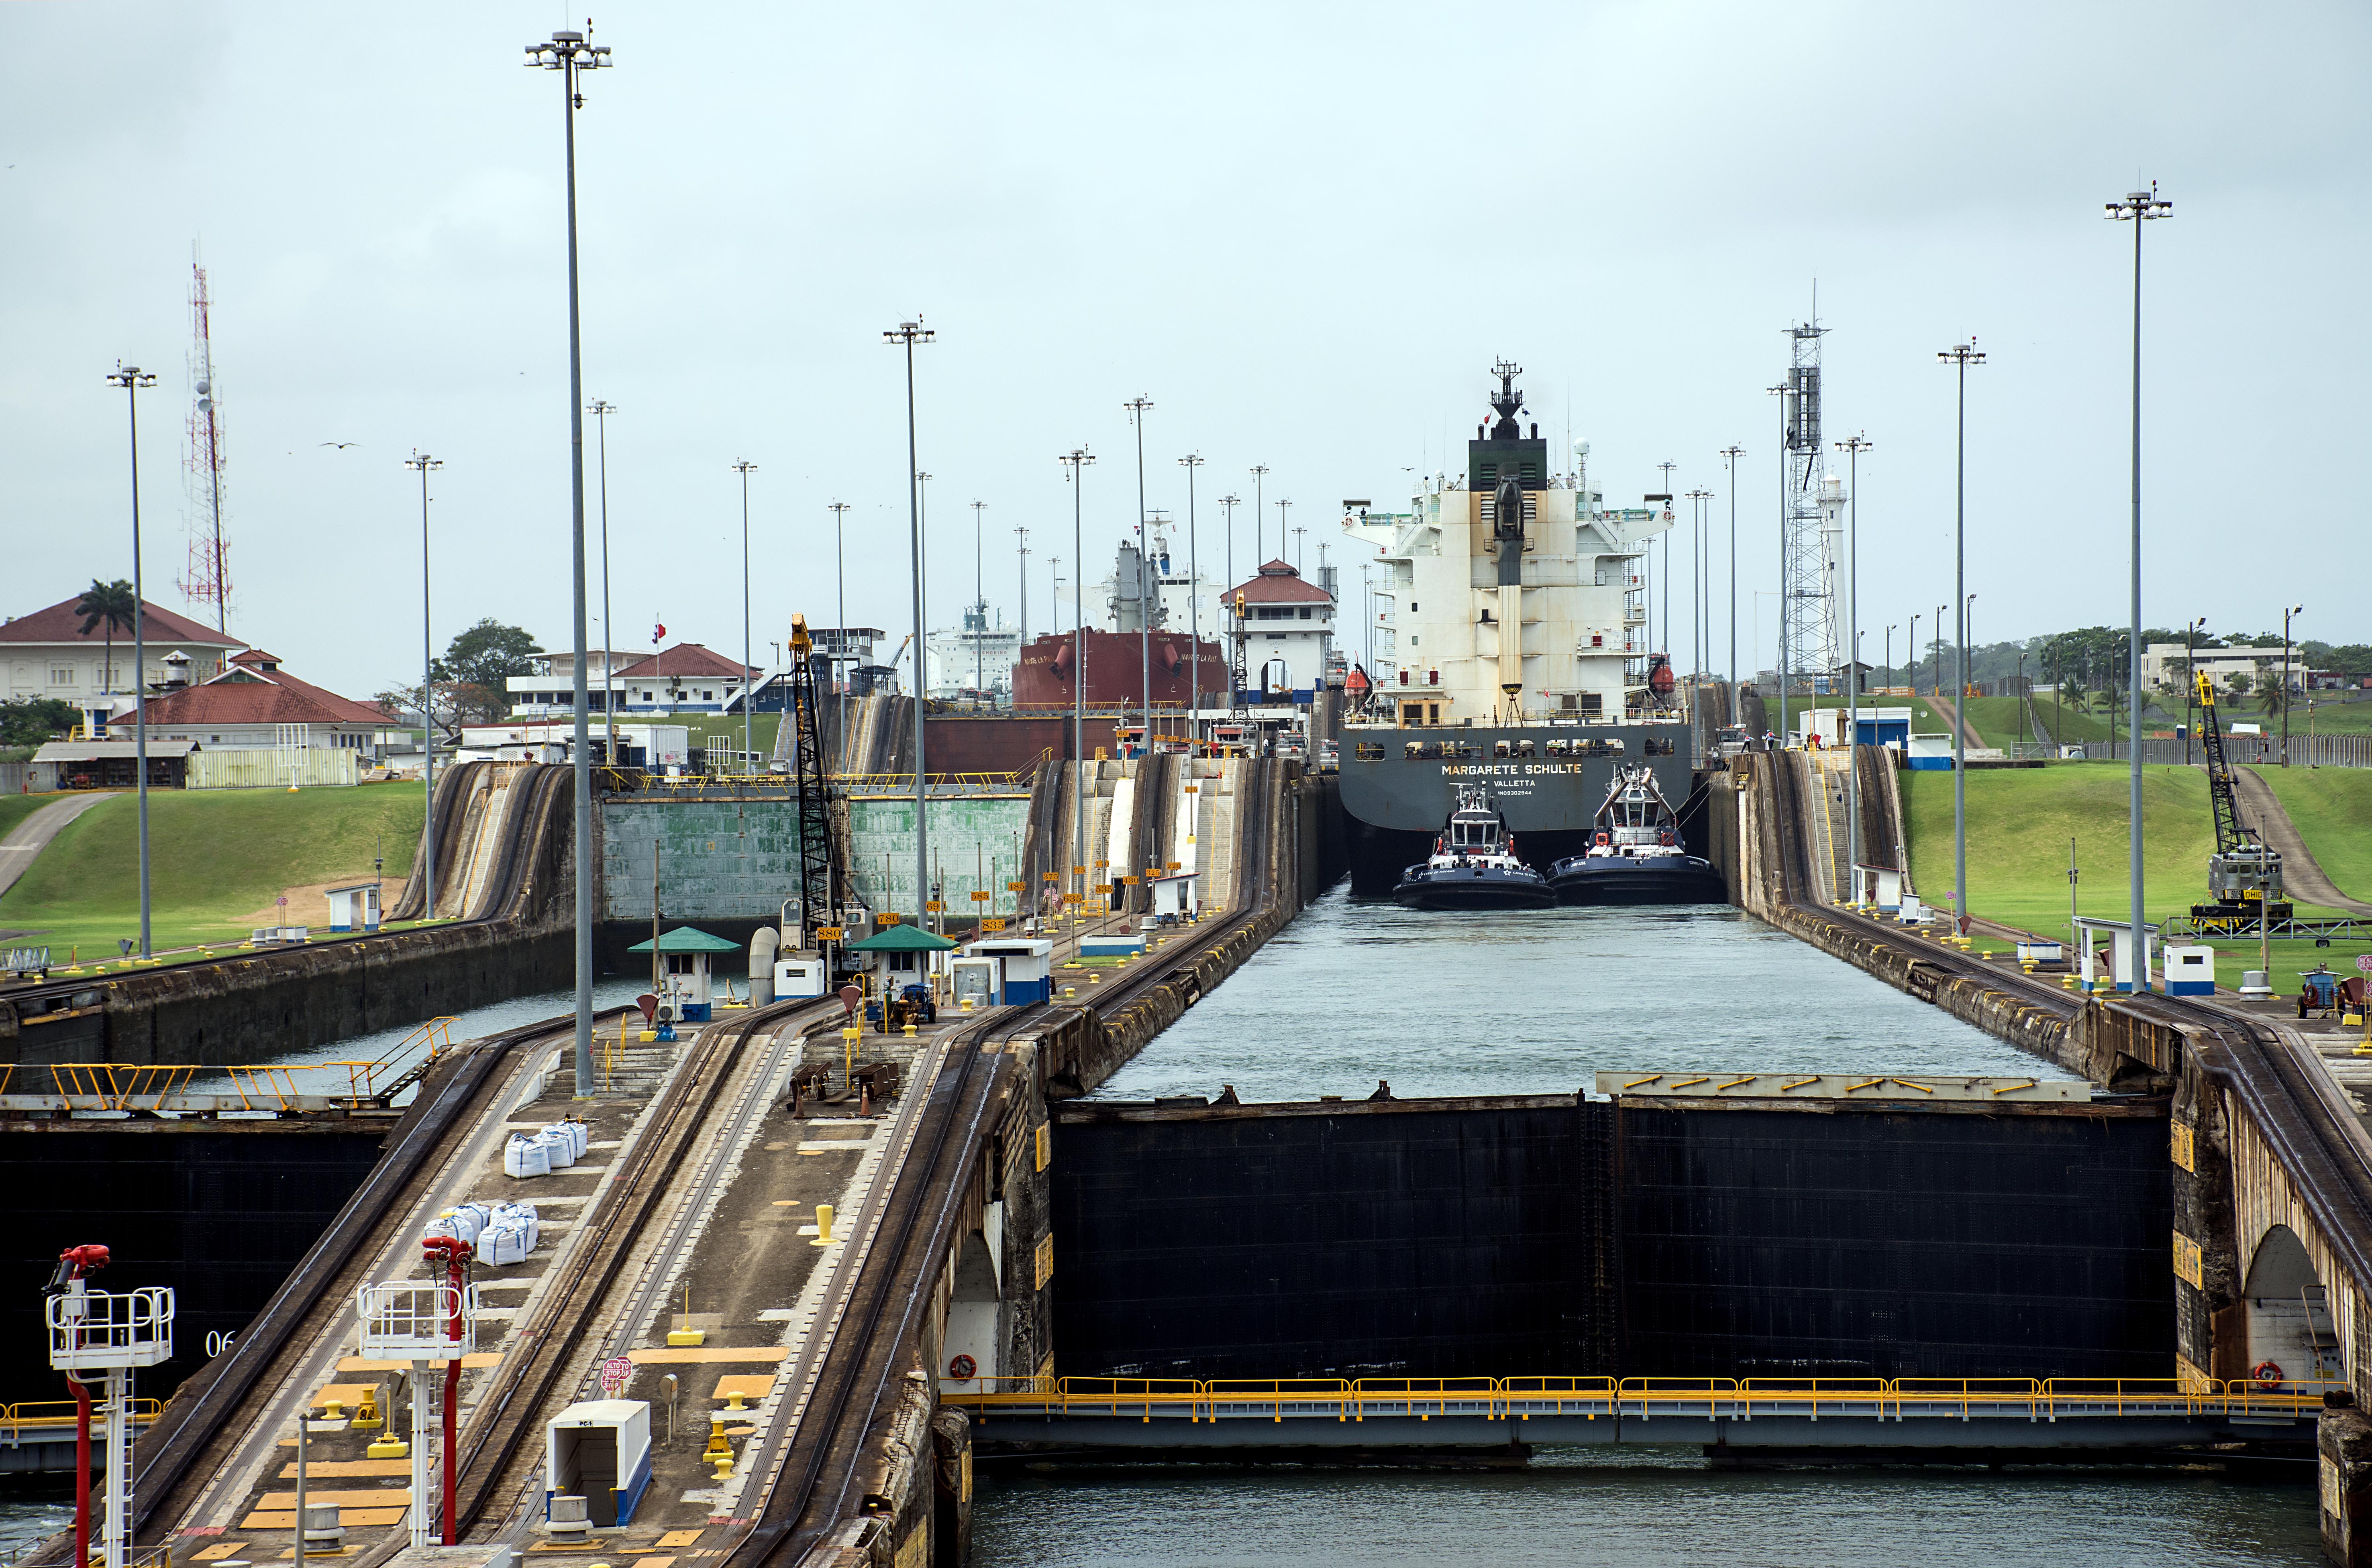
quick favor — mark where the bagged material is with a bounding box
[535,1129,576,1170]
[479,1201,542,1266]
[504,1132,553,1179]
[493,1201,540,1251]
[424,1203,492,1248]
[550,1120,589,1160]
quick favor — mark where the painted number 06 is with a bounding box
[206,1330,237,1358]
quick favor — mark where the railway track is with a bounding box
[724,755,1284,1566]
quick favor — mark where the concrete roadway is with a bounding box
[0,790,114,905]
[2231,765,2372,916]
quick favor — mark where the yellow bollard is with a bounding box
[351,1387,383,1432]
[811,1203,837,1247]
[903,1022,918,1038]
[703,1416,732,1462]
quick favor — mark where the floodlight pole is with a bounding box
[886,320,934,927]
[829,502,851,763]
[2108,182,2171,991]
[1936,342,1983,938]
[406,450,443,920]
[971,500,989,703]
[2282,605,2303,764]
[1181,454,1205,741]
[734,460,757,768]
[1721,446,1743,709]
[107,365,157,959]
[1060,447,1095,914]
[1125,398,1154,743]
[1836,435,1872,898]
[589,401,617,763]
[524,22,611,1094]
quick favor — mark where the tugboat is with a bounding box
[1548,765,1725,904]
[1393,787,1556,911]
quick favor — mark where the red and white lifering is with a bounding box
[947,1354,978,1382]
[2252,1359,2284,1388]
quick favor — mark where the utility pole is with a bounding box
[1836,435,1872,897]
[1721,446,1744,709]
[1180,454,1205,741]
[2109,181,2171,992]
[1125,397,1154,744]
[734,460,757,768]
[885,319,934,927]
[1766,385,1788,741]
[1250,465,1269,563]
[107,364,157,960]
[1686,489,1713,695]
[1937,341,1984,938]
[522,22,612,1102]
[965,499,986,702]
[1059,447,1095,914]
[829,502,851,768]
[589,401,617,763]
[2282,605,2303,764]
[406,450,443,921]
[1016,527,1030,649]
[1657,460,1676,658]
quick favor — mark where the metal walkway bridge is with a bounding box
[949,1377,2330,1452]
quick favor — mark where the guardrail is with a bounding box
[0,1397,164,1444]
[0,1054,455,1116]
[945,1375,2336,1425]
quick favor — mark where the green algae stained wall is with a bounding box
[600,796,1031,921]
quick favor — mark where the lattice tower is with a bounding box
[1779,316,1833,695]
[179,260,232,631]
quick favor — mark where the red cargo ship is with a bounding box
[1012,627,1226,711]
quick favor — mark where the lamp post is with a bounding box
[886,321,934,927]
[2282,605,2303,764]
[1250,466,1269,563]
[1180,454,1205,740]
[1017,527,1030,651]
[828,502,851,766]
[1124,398,1154,744]
[2183,617,2206,766]
[2109,181,2172,992]
[1936,340,1983,938]
[733,460,757,768]
[1059,447,1095,913]
[1721,446,1744,705]
[1766,383,1788,742]
[107,364,156,960]
[971,500,988,703]
[1835,435,1872,892]
[1686,489,1713,689]
[589,400,617,763]
[406,450,443,922]
[1657,461,1676,658]
[1935,605,1946,698]
[523,22,611,1102]
[1885,625,1897,689]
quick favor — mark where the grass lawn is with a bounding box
[0,784,424,959]
[2296,696,2372,737]
[683,715,781,760]
[2241,766,2372,904]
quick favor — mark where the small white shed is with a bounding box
[325,884,381,933]
[545,1399,651,1528]
[1149,872,1201,923]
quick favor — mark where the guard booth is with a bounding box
[1852,864,1903,914]
[957,938,1053,1006]
[2165,944,2216,996]
[545,1400,652,1529]
[1149,872,1201,924]
[325,883,381,933]
[773,953,828,1000]
[627,927,743,1022]
[844,924,959,986]
[2075,916,2162,993]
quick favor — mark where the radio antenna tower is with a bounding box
[1779,295,1832,700]
[179,256,232,632]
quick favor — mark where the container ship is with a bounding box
[1338,360,1695,892]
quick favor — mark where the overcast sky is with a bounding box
[6,1,2366,698]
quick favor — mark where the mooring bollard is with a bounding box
[812,1203,837,1246]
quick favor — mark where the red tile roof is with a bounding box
[142,658,394,729]
[0,595,247,648]
[612,643,758,681]
[1228,560,1334,605]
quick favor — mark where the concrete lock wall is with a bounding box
[1049,1095,2172,1383]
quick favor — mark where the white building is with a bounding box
[138,649,400,756]
[2137,643,2302,694]
[511,642,758,717]
[1,593,246,726]
[1226,560,1336,702]
[456,719,689,768]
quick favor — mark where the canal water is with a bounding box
[1021,886,2323,1563]
[1092,885,2048,1102]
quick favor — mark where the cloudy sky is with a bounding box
[6,0,2366,698]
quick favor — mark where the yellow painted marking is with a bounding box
[277,1460,410,1479]
[309,1381,379,1411]
[193,1546,248,1561]
[258,1490,409,1509]
[626,1346,788,1364]
[632,1558,678,1568]
[711,1374,777,1401]
[654,1532,705,1549]
[771,1199,800,1207]
[1887,1079,1935,1094]
[241,1507,409,1529]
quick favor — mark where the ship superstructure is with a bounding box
[1336,361,1694,890]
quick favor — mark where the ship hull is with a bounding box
[1391,866,1557,911]
[1548,854,1726,906]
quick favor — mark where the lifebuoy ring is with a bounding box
[1594,831,1610,847]
[2252,1359,2284,1388]
[948,1354,978,1381]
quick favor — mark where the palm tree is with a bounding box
[73,578,138,700]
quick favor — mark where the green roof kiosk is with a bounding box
[627,926,743,1022]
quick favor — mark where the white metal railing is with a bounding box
[47,1288,174,1372]
[356,1281,478,1358]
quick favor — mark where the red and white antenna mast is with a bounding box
[179,255,232,633]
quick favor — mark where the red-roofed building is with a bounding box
[139,649,400,758]
[507,641,760,717]
[1227,560,1336,702]
[1,593,246,718]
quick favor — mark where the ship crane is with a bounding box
[2190,670,2288,930]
